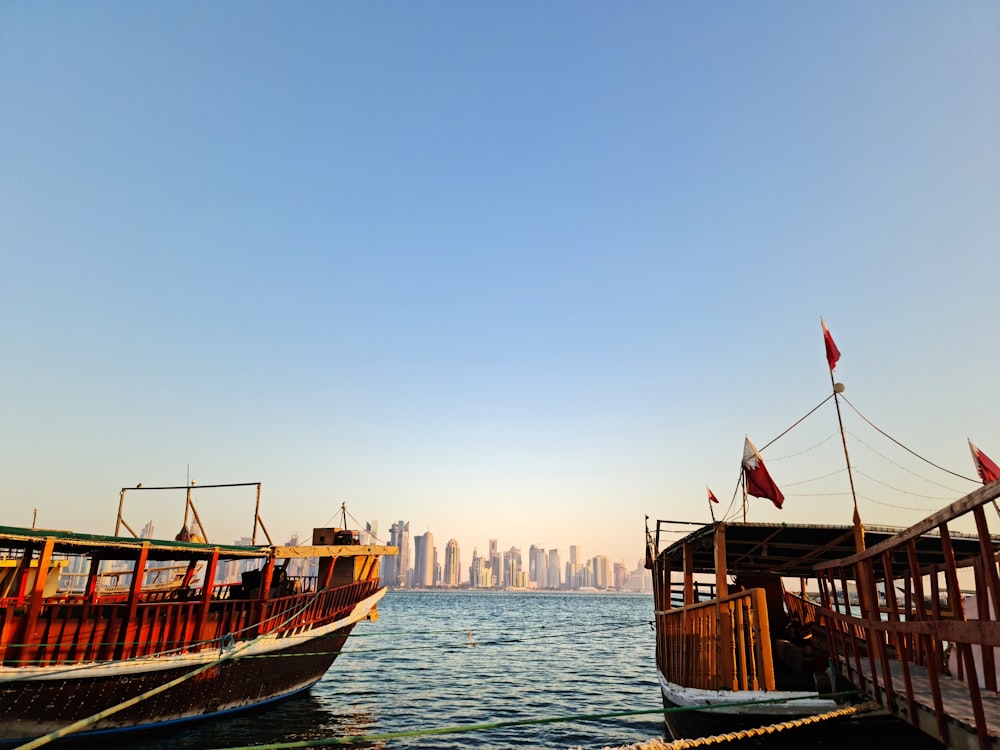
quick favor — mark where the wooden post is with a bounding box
[252,483,262,545]
[197,548,220,645]
[683,542,695,606]
[13,546,34,604]
[21,538,55,665]
[256,556,276,635]
[714,524,728,599]
[115,488,126,536]
[115,543,149,660]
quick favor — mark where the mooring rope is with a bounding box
[198,693,873,750]
[612,701,881,749]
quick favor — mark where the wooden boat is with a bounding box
[646,517,980,746]
[0,482,396,746]
[645,321,999,747]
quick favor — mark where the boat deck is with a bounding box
[850,656,1000,750]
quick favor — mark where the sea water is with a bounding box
[100,590,665,750]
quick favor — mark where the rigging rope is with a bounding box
[841,395,979,484]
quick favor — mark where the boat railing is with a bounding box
[0,576,382,668]
[813,479,1000,750]
[654,587,774,691]
[784,591,819,627]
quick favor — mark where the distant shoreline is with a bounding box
[385,587,650,595]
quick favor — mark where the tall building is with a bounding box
[614,561,628,590]
[532,546,547,588]
[503,546,522,588]
[469,548,492,588]
[568,544,581,589]
[283,533,308,578]
[443,538,461,587]
[363,520,379,545]
[388,521,410,587]
[592,555,611,589]
[413,531,434,588]
[547,549,562,589]
[487,538,500,587]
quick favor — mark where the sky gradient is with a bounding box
[2,3,998,572]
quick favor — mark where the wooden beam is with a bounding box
[683,542,694,606]
[715,524,728,599]
[271,544,397,559]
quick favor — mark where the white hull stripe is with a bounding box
[657,670,838,716]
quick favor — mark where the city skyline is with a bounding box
[377,518,648,591]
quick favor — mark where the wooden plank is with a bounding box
[852,656,1000,745]
[271,544,397,559]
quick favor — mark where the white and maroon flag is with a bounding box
[707,485,719,504]
[821,317,841,372]
[742,437,785,509]
[969,440,1000,484]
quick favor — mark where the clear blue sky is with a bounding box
[2,3,998,572]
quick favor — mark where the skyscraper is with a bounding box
[443,538,461,587]
[547,549,561,589]
[503,546,522,588]
[592,555,611,589]
[568,544,581,589]
[388,521,410,588]
[413,531,434,588]
[531,546,547,588]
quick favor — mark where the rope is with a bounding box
[200,694,875,750]
[759,394,835,452]
[841,395,979,483]
[612,701,881,749]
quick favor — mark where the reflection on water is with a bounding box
[55,591,663,750]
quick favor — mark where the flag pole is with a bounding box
[822,316,864,552]
[830,370,861,526]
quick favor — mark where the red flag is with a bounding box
[969,440,1000,484]
[707,485,719,504]
[821,317,841,372]
[743,437,785,509]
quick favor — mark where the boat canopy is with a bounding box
[652,521,996,580]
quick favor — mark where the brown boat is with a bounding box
[0,482,396,745]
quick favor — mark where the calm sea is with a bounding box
[97,590,664,750]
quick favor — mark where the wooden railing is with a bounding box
[654,587,774,691]
[0,578,381,667]
[814,479,1000,750]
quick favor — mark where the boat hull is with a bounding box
[657,670,842,739]
[657,672,944,749]
[0,624,355,744]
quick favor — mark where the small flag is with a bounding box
[743,437,785,509]
[969,440,1000,484]
[821,317,841,372]
[707,485,719,504]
